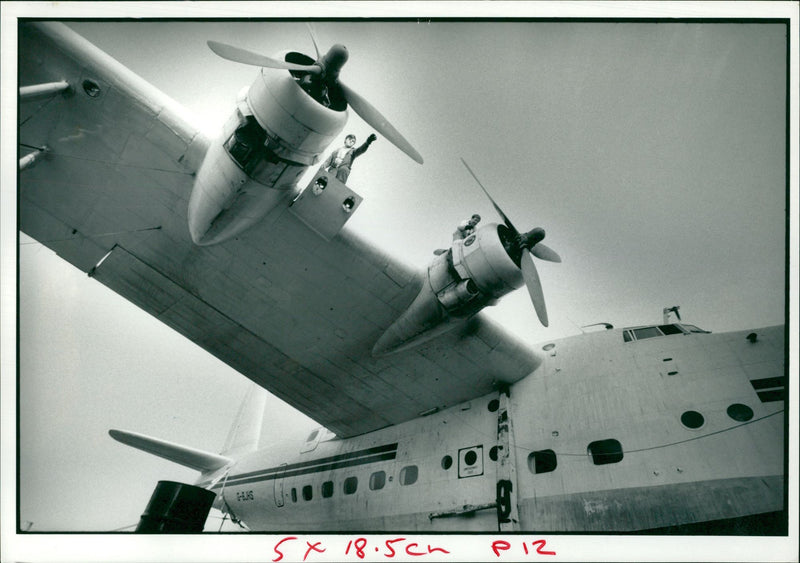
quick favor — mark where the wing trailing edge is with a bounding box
[109,429,232,473]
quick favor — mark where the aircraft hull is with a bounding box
[518,475,783,532]
[206,324,785,532]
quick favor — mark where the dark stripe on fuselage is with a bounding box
[232,442,398,480]
[750,376,786,390]
[210,443,398,489]
[757,389,785,403]
[220,451,397,488]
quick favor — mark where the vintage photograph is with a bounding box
[4,2,796,562]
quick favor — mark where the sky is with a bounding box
[2,0,796,553]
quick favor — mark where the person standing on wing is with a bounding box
[452,214,482,241]
[433,214,482,255]
[321,133,377,183]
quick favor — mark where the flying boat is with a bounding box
[17,21,786,534]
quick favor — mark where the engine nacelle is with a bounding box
[188,52,348,245]
[373,223,524,356]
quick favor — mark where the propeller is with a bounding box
[460,158,561,327]
[207,28,423,164]
[207,41,322,74]
[305,22,322,59]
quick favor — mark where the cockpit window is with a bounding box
[623,323,708,342]
[632,327,662,340]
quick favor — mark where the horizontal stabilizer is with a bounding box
[109,429,232,473]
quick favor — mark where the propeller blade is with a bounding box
[207,40,322,74]
[339,81,424,164]
[305,23,322,59]
[531,243,562,263]
[520,252,549,327]
[459,158,520,236]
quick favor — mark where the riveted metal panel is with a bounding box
[289,171,362,240]
[20,22,542,438]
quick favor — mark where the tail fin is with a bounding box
[220,383,267,458]
[108,429,231,473]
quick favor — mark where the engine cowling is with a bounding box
[373,223,525,356]
[188,53,348,246]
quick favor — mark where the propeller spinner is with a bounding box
[460,158,561,327]
[207,27,423,164]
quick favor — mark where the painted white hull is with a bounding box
[211,324,785,532]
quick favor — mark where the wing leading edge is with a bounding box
[19,22,541,438]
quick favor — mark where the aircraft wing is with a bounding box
[18,22,541,438]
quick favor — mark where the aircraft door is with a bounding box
[495,388,520,531]
[274,463,287,507]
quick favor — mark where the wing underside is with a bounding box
[19,21,541,438]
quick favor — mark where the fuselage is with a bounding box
[200,322,785,531]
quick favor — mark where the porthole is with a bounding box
[343,476,358,495]
[369,471,386,490]
[441,455,453,470]
[680,410,705,429]
[321,480,334,498]
[291,488,297,503]
[488,399,500,412]
[489,446,499,461]
[82,78,101,98]
[312,176,328,195]
[527,449,557,474]
[458,446,484,477]
[587,439,623,465]
[727,403,754,422]
[302,485,313,501]
[400,465,418,485]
